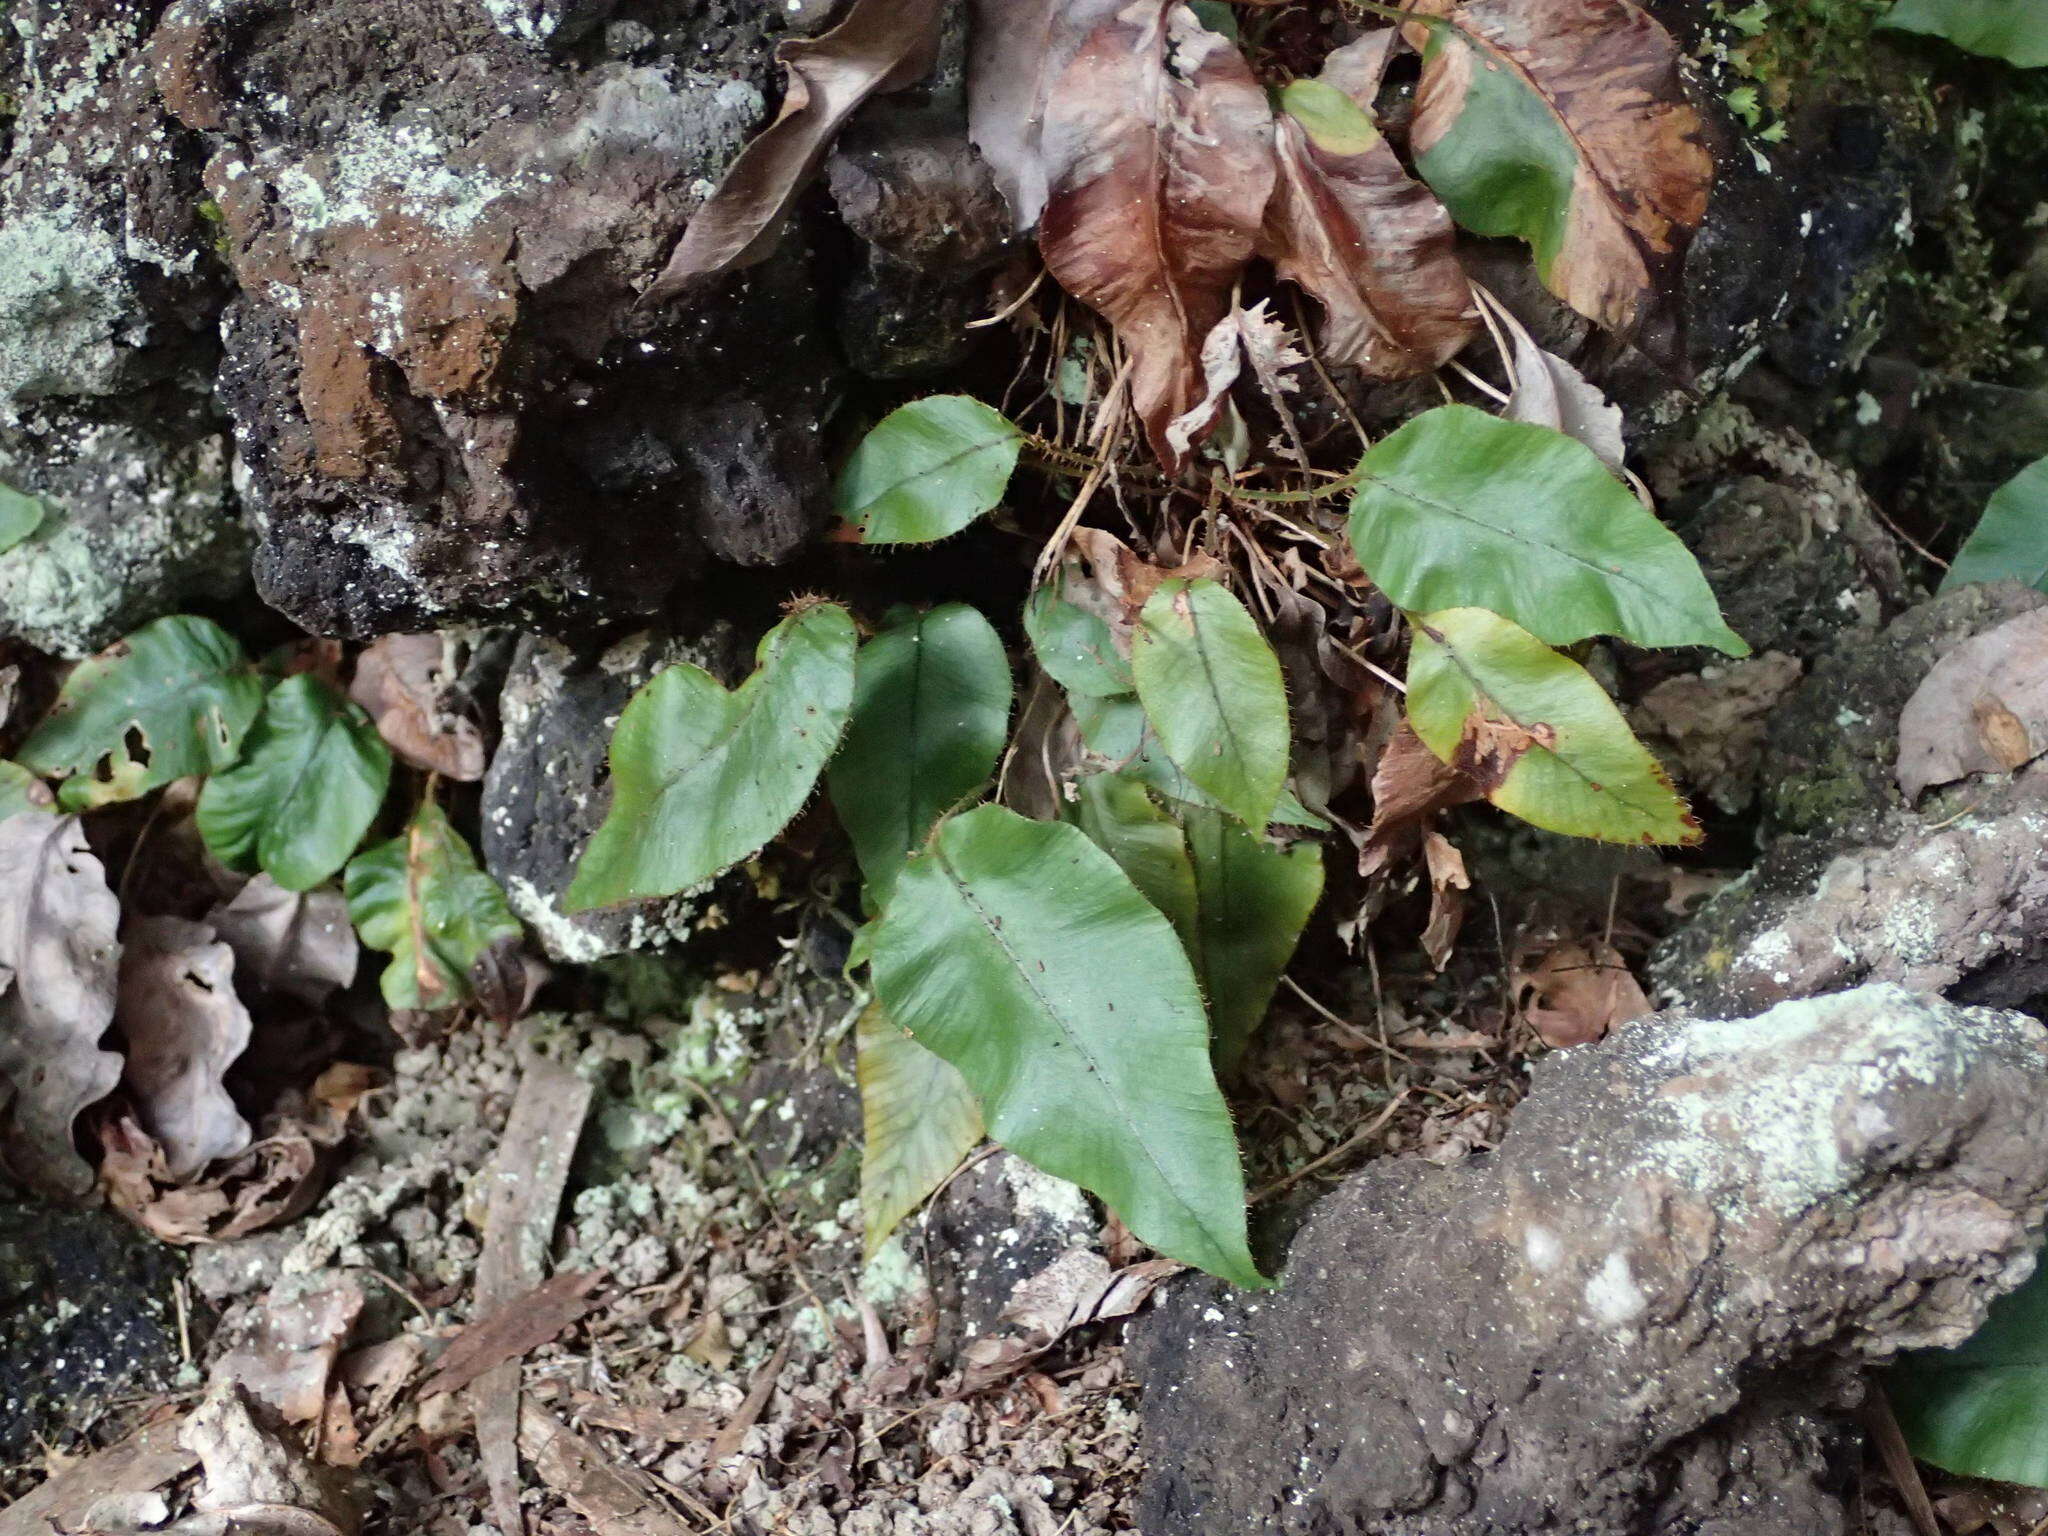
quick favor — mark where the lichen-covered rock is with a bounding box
[150,0,841,635]
[0,0,221,423]
[0,415,247,656]
[1654,581,2048,1015]
[481,627,737,965]
[0,1197,188,1459]
[1138,986,2048,1536]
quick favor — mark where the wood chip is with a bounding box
[518,1403,695,1536]
[472,1054,594,1536]
[420,1270,603,1400]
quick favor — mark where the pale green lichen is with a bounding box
[0,205,133,415]
[1634,986,2035,1215]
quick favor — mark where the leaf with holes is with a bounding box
[1131,578,1291,829]
[867,805,1264,1286]
[1406,607,1698,845]
[1942,456,2048,595]
[345,801,522,1010]
[836,397,1024,545]
[1403,0,1712,345]
[115,917,254,1181]
[1183,808,1323,1073]
[1262,46,1477,379]
[21,616,265,811]
[1348,405,1746,655]
[828,604,1013,908]
[858,1000,984,1260]
[198,675,392,891]
[1891,1255,2048,1486]
[1039,1,1275,469]
[567,603,857,911]
[1880,0,2048,65]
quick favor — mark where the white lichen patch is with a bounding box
[1633,986,2039,1216]
[0,204,135,416]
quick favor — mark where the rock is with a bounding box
[1137,986,2048,1536]
[151,0,841,635]
[0,415,247,657]
[481,628,736,964]
[927,1153,1099,1350]
[1654,583,2048,1015]
[0,1197,188,1459]
[0,0,221,423]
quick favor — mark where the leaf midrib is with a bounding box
[1359,465,1679,616]
[932,835,1227,1255]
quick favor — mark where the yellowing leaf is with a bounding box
[345,801,522,1010]
[1404,0,1712,344]
[1405,607,1698,846]
[857,1001,983,1260]
[20,615,265,811]
[1039,2,1275,469]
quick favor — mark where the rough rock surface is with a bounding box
[1138,986,2048,1536]
[0,414,246,656]
[481,626,737,963]
[149,0,839,635]
[1655,582,2048,1013]
[0,1197,188,1459]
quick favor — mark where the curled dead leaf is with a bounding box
[644,0,947,303]
[346,634,489,781]
[1406,0,1712,348]
[1897,608,2048,800]
[1359,721,1483,878]
[209,1272,366,1426]
[115,916,255,1182]
[967,0,1127,232]
[1512,935,1648,1048]
[0,812,124,1197]
[1039,2,1276,469]
[207,876,359,1007]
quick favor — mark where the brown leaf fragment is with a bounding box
[1262,39,1476,379]
[643,0,946,304]
[207,876,358,1007]
[966,0,1127,232]
[1897,609,2048,799]
[707,1339,791,1464]
[99,1068,362,1245]
[347,634,489,782]
[1359,722,1482,878]
[0,813,123,1197]
[518,1403,696,1536]
[1419,829,1470,971]
[1164,301,1306,459]
[1406,0,1712,345]
[116,917,255,1181]
[418,1270,603,1401]
[1512,936,1648,1048]
[1039,2,1276,469]
[209,1271,366,1426]
[468,934,548,1025]
[0,1417,196,1536]
[1483,288,1624,467]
